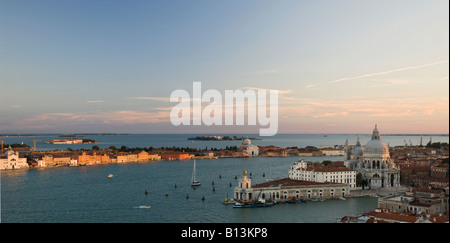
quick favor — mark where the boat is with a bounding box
[233,197,274,208]
[233,201,275,208]
[107,174,114,179]
[191,159,201,187]
[135,205,151,209]
[223,198,237,205]
[310,198,323,202]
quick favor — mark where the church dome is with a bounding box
[364,139,389,155]
[352,145,364,156]
[351,137,364,156]
[364,124,389,155]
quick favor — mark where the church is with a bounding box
[343,125,401,189]
[240,138,259,157]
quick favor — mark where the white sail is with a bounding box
[191,159,201,187]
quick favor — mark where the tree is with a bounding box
[322,160,332,166]
[356,173,366,188]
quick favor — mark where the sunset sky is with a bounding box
[1,0,448,134]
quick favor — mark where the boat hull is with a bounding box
[233,202,275,208]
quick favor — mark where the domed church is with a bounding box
[344,125,400,189]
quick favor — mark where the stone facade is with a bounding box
[344,125,401,189]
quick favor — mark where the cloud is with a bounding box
[329,60,448,84]
[87,100,104,103]
[240,87,292,95]
[370,79,409,88]
[9,104,23,108]
[276,95,449,120]
[15,110,170,128]
[132,97,171,102]
[313,112,348,118]
[305,84,319,88]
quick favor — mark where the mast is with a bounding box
[191,159,200,186]
[192,159,196,182]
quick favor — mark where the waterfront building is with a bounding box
[234,175,350,202]
[320,148,345,156]
[38,155,77,167]
[234,162,351,202]
[240,138,259,157]
[344,125,401,189]
[0,148,29,170]
[116,153,138,163]
[137,151,160,161]
[46,138,83,144]
[288,160,356,188]
[160,152,191,160]
[78,152,111,165]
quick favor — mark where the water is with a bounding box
[2,156,378,223]
[1,133,448,223]
[1,133,448,151]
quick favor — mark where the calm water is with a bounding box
[1,133,448,151]
[2,156,379,223]
[2,133,448,223]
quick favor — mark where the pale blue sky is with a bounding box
[1,0,448,134]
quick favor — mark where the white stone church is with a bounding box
[343,125,401,189]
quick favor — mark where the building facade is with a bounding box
[289,160,356,188]
[0,149,29,170]
[344,125,401,189]
[240,138,259,157]
[234,176,350,202]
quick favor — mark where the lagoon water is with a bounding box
[2,156,378,223]
[1,133,448,223]
[1,133,448,151]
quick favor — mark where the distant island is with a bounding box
[188,135,262,141]
[46,138,97,144]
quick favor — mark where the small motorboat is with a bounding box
[107,174,114,179]
[135,205,151,209]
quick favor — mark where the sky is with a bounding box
[0,0,448,134]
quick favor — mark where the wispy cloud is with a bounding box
[132,97,171,102]
[370,79,409,88]
[329,60,448,84]
[16,110,170,127]
[305,83,319,88]
[87,100,104,103]
[240,87,292,95]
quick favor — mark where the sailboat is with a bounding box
[191,159,201,187]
